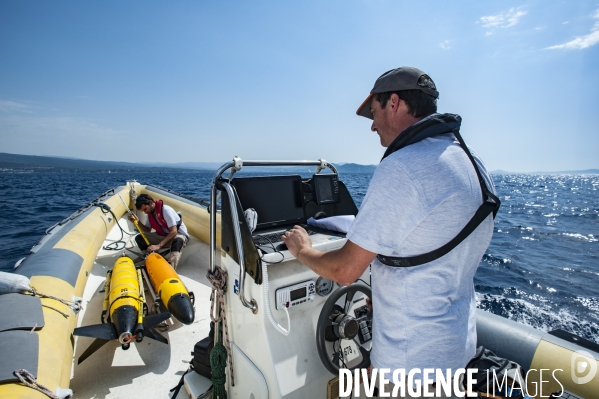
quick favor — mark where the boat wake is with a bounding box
[476,291,599,345]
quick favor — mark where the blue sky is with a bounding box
[1,1,598,172]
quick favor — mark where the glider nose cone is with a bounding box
[168,293,195,325]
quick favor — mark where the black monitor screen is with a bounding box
[312,174,340,205]
[232,175,305,230]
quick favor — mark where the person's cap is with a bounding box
[356,67,439,119]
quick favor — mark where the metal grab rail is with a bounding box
[221,181,258,313]
[209,156,337,312]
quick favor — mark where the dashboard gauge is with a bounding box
[316,277,334,296]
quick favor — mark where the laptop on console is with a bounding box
[231,175,344,254]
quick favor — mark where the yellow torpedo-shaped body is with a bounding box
[108,256,144,342]
[145,253,195,324]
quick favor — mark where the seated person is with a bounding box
[128,193,189,269]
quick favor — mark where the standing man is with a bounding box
[282,67,498,395]
[129,193,189,270]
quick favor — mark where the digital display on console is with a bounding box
[312,174,340,205]
[290,287,307,301]
[318,179,333,201]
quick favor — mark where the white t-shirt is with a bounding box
[346,132,495,377]
[144,203,189,238]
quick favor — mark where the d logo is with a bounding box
[571,350,597,385]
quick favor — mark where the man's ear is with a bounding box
[389,93,400,111]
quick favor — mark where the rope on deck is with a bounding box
[40,304,70,318]
[207,266,233,398]
[13,369,60,399]
[29,286,82,316]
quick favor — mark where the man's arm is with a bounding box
[128,213,151,233]
[281,225,376,286]
[147,225,178,253]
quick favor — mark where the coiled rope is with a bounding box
[207,266,233,398]
[13,369,60,399]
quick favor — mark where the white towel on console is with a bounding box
[306,215,355,234]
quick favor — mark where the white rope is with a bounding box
[30,286,82,316]
[13,369,60,399]
[41,304,70,318]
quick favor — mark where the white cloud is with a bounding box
[546,30,599,49]
[546,8,599,50]
[439,40,452,50]
[479,7,528,35]
[0,100,35,113]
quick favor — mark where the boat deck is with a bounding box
[69,222,214,399]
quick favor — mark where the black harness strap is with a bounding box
[376,123,500,268]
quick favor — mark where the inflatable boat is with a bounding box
[0,158,597,399]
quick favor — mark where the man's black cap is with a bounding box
[356,67,439,120]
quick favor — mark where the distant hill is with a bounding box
[0,153,378,174]
[2,153,594,175]
[138,161,223,170]
[491,169,599,175]
[139,161,377,174]
[336,163,377,173]
[0,152,204,173]
[536,169,599,174]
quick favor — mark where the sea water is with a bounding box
[0,171,597,344]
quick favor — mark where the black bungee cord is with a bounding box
[95,202,137,251]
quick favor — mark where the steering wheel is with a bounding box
[316,284,372,374]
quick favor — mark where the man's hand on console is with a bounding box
[281,225,312,259]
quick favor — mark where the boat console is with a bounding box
[185,157,373,398]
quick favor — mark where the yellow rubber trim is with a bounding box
[0,276,76,398]
[528,339,599,398]
[0,188,131,398]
